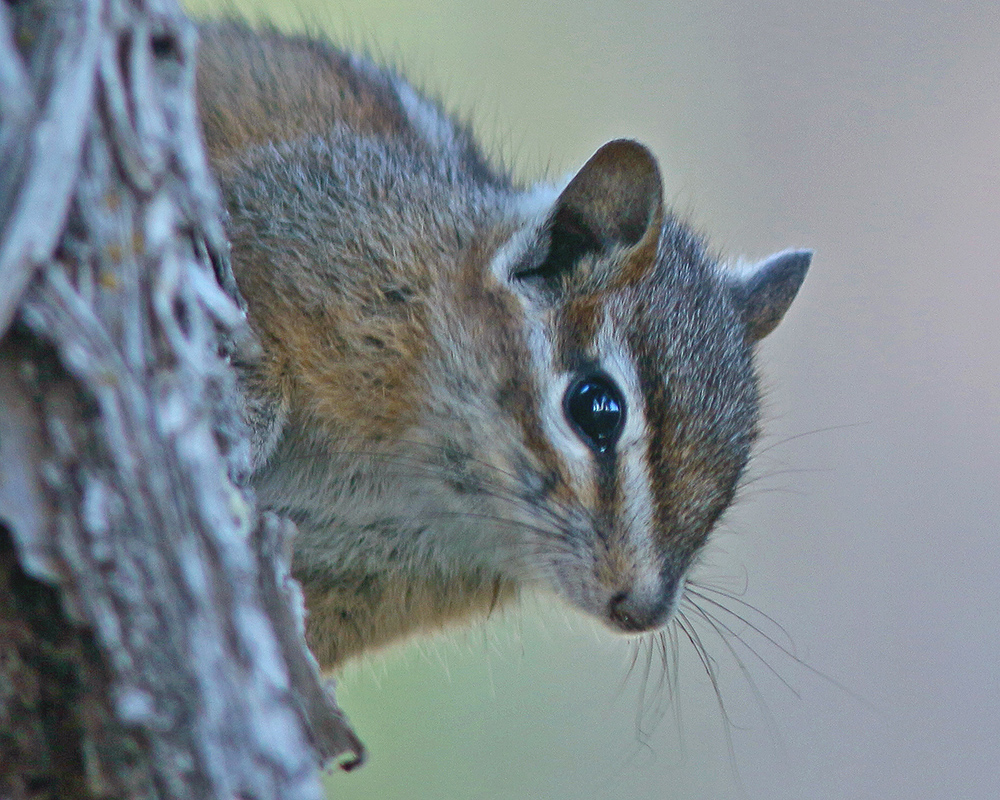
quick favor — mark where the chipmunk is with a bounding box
[195,21,811,670]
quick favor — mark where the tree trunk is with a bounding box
[0,0,363,797]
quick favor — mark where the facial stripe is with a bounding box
[518,307,593,507]
[471,265,576,517]
[633,336,689,558]
[553,294,601,371]
[594,313,661,581]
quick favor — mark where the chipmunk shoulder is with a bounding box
[195,21,811,669]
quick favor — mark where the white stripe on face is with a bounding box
[594,312,661,588]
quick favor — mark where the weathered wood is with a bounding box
[0,0,363,796]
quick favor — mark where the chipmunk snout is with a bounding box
[606,576,679,633]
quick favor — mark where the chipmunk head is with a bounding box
[428,139,810,636]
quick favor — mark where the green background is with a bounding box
[183,2,1000,798]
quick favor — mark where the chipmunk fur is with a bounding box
[195,21,811,669]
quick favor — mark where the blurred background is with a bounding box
[183,1,1000,797]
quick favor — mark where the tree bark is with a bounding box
[0,0,363,797]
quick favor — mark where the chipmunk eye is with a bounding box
[564,374,625,454]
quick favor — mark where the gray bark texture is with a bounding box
[0,0,364,797]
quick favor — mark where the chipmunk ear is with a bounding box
[512,139,663,295]
[731,249,812,341]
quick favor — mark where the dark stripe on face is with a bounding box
[630,323,756,565]
[553,295,601,372]
[628,331,694,560]
[495,368,562,494]
[549,295,622,535]
[465,241,569,505]
[592,445,620,544]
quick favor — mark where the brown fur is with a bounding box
[197,24,409,168]
[229,231,431,443]
[302,569,517,666]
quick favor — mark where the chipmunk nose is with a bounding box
[607,580,677,633]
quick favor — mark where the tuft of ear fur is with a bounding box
[732,248,812,341]
[513,139,663,295]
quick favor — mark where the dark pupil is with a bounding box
[565,375,625,453]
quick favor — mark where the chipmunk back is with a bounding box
[196,21,811,668]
